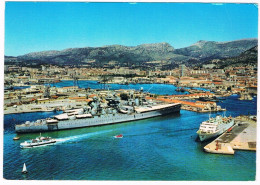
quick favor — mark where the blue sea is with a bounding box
[48,80,210,95]
[3,82,257,180]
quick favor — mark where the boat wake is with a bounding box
[55,129,112,144]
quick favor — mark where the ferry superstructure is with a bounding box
[15,97,181,133]
[196,115,234,141]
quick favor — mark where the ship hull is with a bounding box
[20,140,56,148]
[198,131,221,142]
[15,103,181,133]
[197,120,234,142]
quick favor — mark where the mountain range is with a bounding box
[4,38,258,68]
[203,45,258,68]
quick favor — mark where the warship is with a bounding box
[15,94,181,133]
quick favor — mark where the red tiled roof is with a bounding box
[213,82,223,85]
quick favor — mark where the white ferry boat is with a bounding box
[196,115,234,142]
[20,134,56,148]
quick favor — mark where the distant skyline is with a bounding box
[5,2,258,56]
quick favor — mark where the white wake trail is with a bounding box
[55,129,112,143]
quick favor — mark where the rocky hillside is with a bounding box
[173,38,258,61]
[15,43,187,67]
[5,38,258,68]
[203,45,258,68]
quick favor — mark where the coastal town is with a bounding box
[4,63,257,113]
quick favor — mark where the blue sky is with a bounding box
[4,2,258,56]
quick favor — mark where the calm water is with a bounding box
[48,80,209,95]
[3,84,257,180]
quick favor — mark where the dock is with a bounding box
[204,116,256,155]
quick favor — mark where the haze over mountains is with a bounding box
[5,38,258,68]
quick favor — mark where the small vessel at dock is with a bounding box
[13,136,20,140]
[22,163,28,174]
[198,96,219,102]
[20,134,56,148]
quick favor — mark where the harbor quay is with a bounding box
[4,99,82,114]
[204,116,256,155]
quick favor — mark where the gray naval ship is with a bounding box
[15,93,181,133]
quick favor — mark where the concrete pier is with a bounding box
[4,99,86,114]
[204,116,256,155]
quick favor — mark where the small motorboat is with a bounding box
[22,163,28,174]
[13,136,20,140]
[20,133,56,148]
[114,134,123,138]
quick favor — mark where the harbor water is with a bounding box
[3,83,257,180]
[47,80,210,95]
